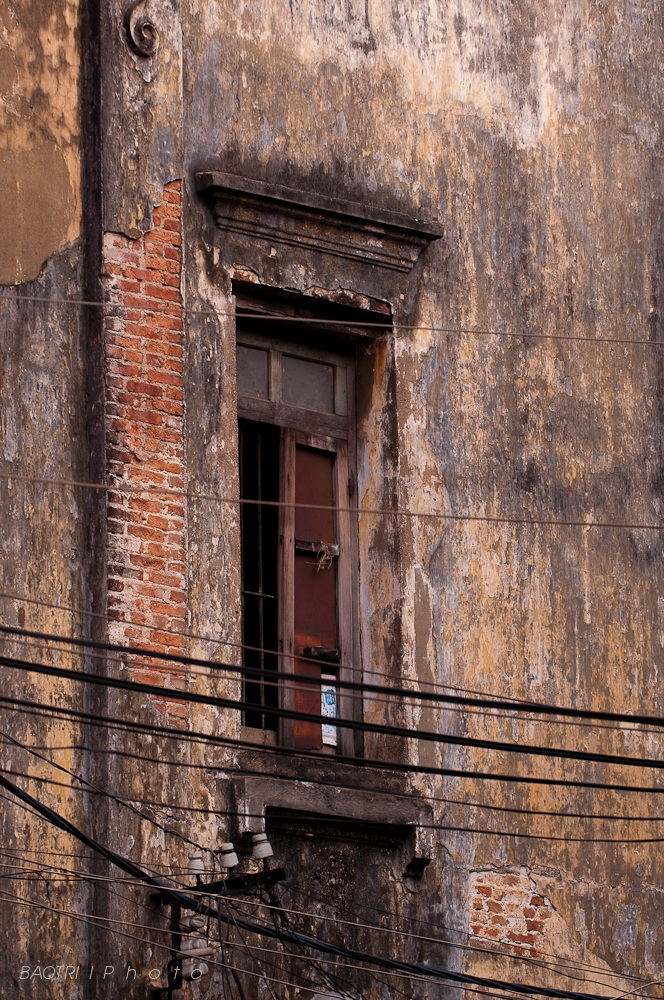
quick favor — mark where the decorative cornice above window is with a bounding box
[195,171,443,276]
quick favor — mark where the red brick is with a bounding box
[475,885,492,896]
[151,629,186,648]
[529,896,544,907]
[105,195,185,719]
[125,407,164,426]
[506,932,536,945]
[486,900,502,914]
[130,669,166,687]
[145,369,182,387]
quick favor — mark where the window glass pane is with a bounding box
[282,355,334,413]
[237,344,269,399]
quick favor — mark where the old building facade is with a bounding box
[2,0,664,997]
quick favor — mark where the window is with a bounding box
[237,322,358,756]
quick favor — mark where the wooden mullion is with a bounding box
[335,439,355,758]
[238,396,349,439]
[345,355,363,756]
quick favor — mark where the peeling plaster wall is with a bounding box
[175,0,664,989]
[4,0,664,996]
[0,0,81,285]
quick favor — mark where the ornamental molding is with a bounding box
[122,0,159,57]
[195,171,443,276]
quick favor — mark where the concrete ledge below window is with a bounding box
[232,767,436,875]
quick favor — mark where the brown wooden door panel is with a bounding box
[294,446,336,543]
[292,445,338,749]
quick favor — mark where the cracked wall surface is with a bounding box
[0,0,81,284]
[2,0,664,997]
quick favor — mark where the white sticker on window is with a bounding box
[321,675,337,746]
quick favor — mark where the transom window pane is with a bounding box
[237,344,269,399]
[282,355,334,413]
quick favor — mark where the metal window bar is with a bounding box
[240,422,279,730]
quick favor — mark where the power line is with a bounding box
[4,643,664,775]
[0,885,329,997]
[0,848,653,994]
[4,621,664,733]
[0,728,204,854]
[1,469,661,532]
[4,692,664,795]
[7,735,664,824]
[2,291,663,348]
[0,774,622,1000]
[5,591,664,738]
[7,766,664,845]
[9,630,664,757]
[21,627,656,744]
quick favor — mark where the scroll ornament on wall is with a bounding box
[123,0,159,57]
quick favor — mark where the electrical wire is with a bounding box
[0,773,626,1000]
[1,469,662,532]
[7,590,664,734]
[6,692,664,795]
[3,291,664,348]
[4,643,664,776]
[0,885,327,995]
[0,885,546,1000]
[0,849,652,996]
[5,611,664,741]
[9,628,661,760]
[0,842,656,998]
[9,738,664,825]
[6,768,664,845]
[4,621,664,735]
[0,728,205,854]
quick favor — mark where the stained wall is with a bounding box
[2,0,664,997]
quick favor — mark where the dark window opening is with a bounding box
[235,288,390,754]
[239,419,280,731]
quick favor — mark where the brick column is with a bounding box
[102,181,187,727]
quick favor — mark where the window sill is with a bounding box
[232,757,435,875]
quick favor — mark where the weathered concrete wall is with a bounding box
[0,3,105,996]
[0,0,81,285]
[176,0,664,990]
[3,0,664,997]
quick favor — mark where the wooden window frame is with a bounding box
[237,330,361,757]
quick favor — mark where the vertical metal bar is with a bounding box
[256,427,265,726]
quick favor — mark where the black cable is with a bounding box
[3,291,664,348]
[12,737,664,825]
[7,621,664,730]
[0,769,621,1000]
[10,591,664,738]
[1,469,662,532]
[3,643,664,775]
[7,768,664,845]
[0,730,204,853]
[5,692,664,795]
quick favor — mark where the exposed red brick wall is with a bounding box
[102,181,187,727]
[470,869,552,956]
